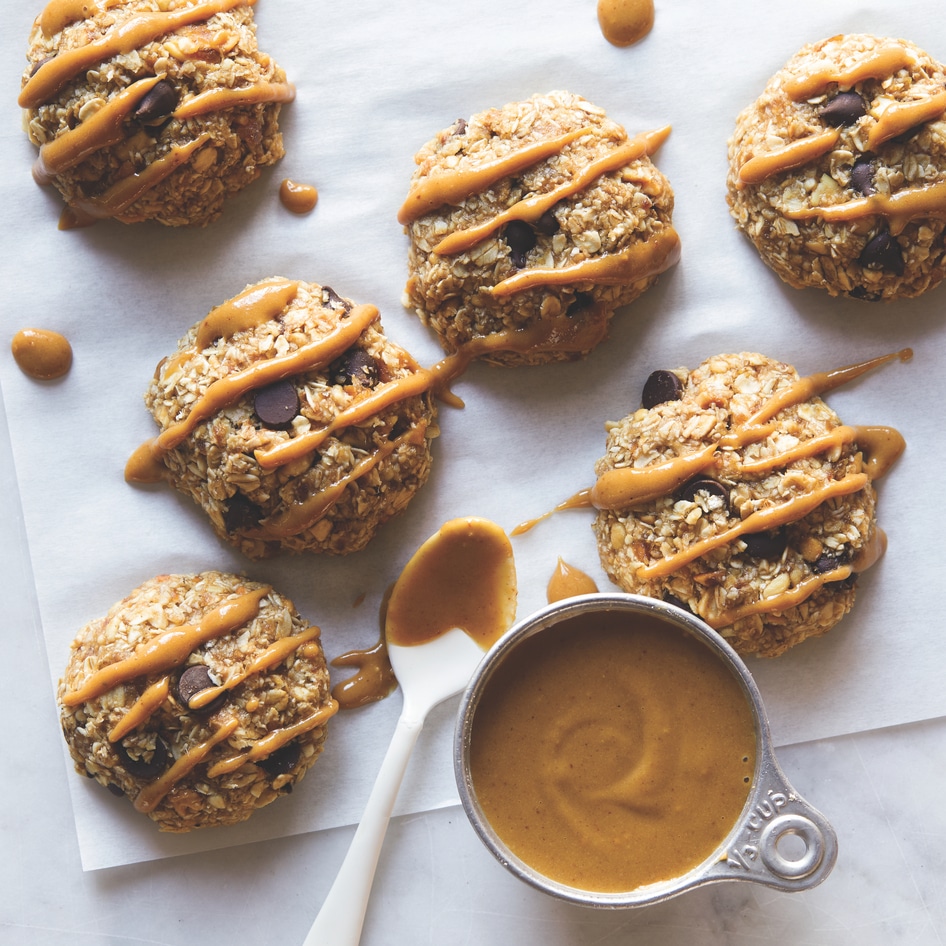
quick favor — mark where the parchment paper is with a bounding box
[1,0,944,871]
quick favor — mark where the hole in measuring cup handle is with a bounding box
[760,813,828,880]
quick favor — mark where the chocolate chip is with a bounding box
[331,348,378,387]
[812,551,847,574]
[849,285,882,302]
[176,665,225,713]
[452,118,468,136]
[567,292,594,316]
[741,530,787,560]
[534,208,560,235]
[132,80,179,124]
[641,369,683,409]
[504,220,536,268]
[662,593,692,612]
[860,230,905,275]
[851,156,876,196]
[257,742,301,777]
[115,735,170,780]
[223,494,261,533]
[106,782,125,797]
[819,91,867,127]
[254,379,299,427]
[676,477,730,513]
[29,55,54,77]
[321,286,349,312]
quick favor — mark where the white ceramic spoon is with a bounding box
[302,518,516,946]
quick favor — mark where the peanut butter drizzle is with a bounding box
[597,0,654,47]
[783,43,918,102]
[279,178,319,214]
[61,587,269,706]
[254,369,433,471]
[188,625,323,710]
[125,301,380,484]
[546,558,598,603]
[431,127,671,256]
[133,717,239,813]
[107,675,170,743]
[252,423,428,539]
[10,327,73,380]
[331,635,398,710]
[511,489,592,536]
[737,128,840,186]
[868,88,946,149]
[195,279,300,351]
[205,701,339,778]
[490,226,680,297]
[397,127,592,225]
[20,0,255,109]
[172,81,296,120]
[785,179,946,235]
[64,133,211,227]
[710,566,851,628]
[33,76,161,183]
[40,0,119,38]
[637,472,869,581]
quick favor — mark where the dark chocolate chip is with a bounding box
[452,118,468,136]
[504,220,536,268]
[534,208,560,235]
[741,530,787,560]
[254,379,299,427]
[223,494,261,533]
[676,477,730,513]
[176,665,224,712]
[321,286,349,312]
[851,156,876,196]
[257,742,301,777]
[812,551,846,574]
[641,369,684,409]
[848,285,882,302]
[819,91,867,127]
[567,292,594,316]
[106,782,125,797]
[115,735,170,780]
[132,80,179,124]
[331,348,378,387]
[859,230,905,275]
[30,55,54,77]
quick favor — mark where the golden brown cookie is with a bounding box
[128,278,438,558]
[591,351,904,657]
[400,91,679,366]
[20,0,293,227]
[727,34,946,300]
[59,571,336,832]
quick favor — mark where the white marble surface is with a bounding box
[1,395,944,944]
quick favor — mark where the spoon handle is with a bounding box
[302,712,424,946]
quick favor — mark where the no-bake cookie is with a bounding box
[20,0,292,227]
[591,351,905,657]
[727,34,946,300]
[127,278,438,559]
[58,571,336,832]
[400,90,679,366]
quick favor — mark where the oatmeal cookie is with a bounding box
[727,34,946,300]
[591,352,905,657]
[128,278,438,558]
[400,91,679,366]
[20,0,292,227]
[58,571,336,832]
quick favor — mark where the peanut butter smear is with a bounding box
[11,327,73,379]
[385,518,517,649]
[596,0,655,48]
[546,558,599,603]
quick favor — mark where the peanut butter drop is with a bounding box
[11,327,73,379]
[279,179,319,214]
[597,0,655,47]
